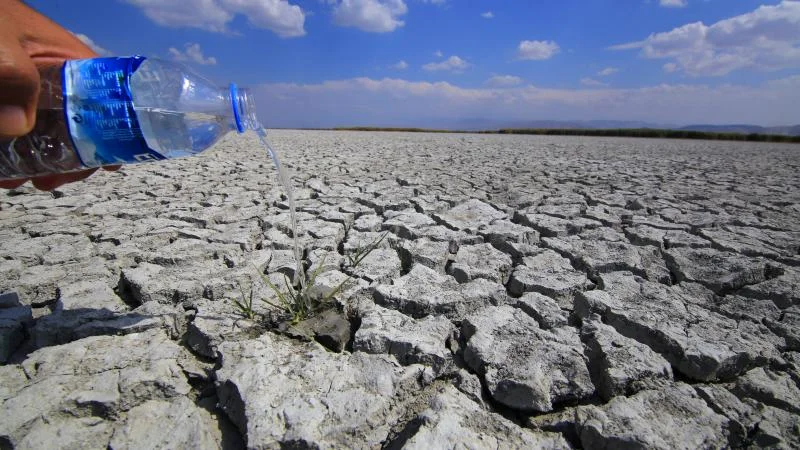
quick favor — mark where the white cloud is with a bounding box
[168,43,217,65]
[660,0,688,8]
[597,67,619,76]
[423,55,470,72]
[580,77,608,87]
[390,60,409,70]
[486,75,522,87]
[72,32,111,56]
[253,75,800,128]
[434,50,443,58]
[611,1,800,76]
[518,40,560,60]
[767,74,800,88]
[481,11,494,19]
[124,0,305,37]
[330,0,407,32]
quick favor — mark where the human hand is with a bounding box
[0,0,118,190]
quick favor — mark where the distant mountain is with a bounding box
[770,125,800,136]
[679,124,800,136]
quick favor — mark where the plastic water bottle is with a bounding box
[0,56,258,180]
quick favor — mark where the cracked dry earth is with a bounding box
[1,130,799,449]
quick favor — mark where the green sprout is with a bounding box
[346,231,389,268]
[236,231,389,324]
[232,282,257,320]
[259,252,352,324]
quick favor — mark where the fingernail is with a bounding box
[0,105,31,136]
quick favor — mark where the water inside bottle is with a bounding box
[256,127,305,289]
[135,107,229,157]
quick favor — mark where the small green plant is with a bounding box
[237,231,389,324]
[346,231,388,267]
[232,282,257,320]
[257,253,344,324]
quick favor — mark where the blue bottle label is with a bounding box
[63,57,166,166]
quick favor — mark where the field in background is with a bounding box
[330,127,800,143]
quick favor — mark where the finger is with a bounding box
[0,22,39,139]
[0,178,28,189]
[30,168,98,191]
[13,2,98,63]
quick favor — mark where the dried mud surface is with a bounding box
[1,130,799,449]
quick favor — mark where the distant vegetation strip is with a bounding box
[333,127,454,134]
[332,127,800,143]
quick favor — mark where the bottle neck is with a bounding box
[229,84,259,133]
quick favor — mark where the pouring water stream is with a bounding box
[256,126,306,290]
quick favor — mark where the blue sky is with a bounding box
[31,0,800,127]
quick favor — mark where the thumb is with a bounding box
[0,24,40,139]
